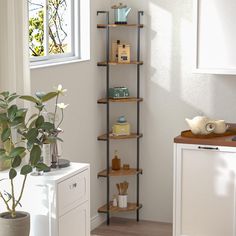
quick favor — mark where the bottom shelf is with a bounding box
[98,202,142,213]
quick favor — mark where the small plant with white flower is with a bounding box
[20,84,69,146]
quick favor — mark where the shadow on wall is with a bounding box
[139,0,200,222]
[110,0,236,223]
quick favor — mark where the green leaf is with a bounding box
[12,156,22,168]
[36,163,50,172]
[10,117,24,127]
[0,113,8,122]
[41,122,54,131]
[9,147,26,158]
[35,115,44,128]
[0,155,11,161]
[0,149,6,156]
[20,95,39,104]
[26,128,38,142]
[1,128,11,142]
[15,108,27,118]
[30,145,41,166]
[7,105,17,120]
[41,92,58,102]
[20,165,32,175]
[4,191,12,200]
[9,168,17,179]
[7,95,19,103]
[27,141,34,151]
[0,91,9,99]
[3,139,12,154]
[0,102,8,109]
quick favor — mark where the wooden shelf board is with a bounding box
[97,61,143,66]
[97,97,143,104]
[98,168,143,177]
[97,133,143,141]
[98,202,142,213]
[97,24,144,29]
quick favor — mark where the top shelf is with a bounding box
[97,24,144,29]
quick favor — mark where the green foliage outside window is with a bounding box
[29,10,44,56]
[29,0,70,57]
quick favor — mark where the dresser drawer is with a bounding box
[58,169,89,216]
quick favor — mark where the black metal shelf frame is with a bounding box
[97,10,144,225]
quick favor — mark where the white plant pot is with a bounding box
[118,195,128,208]
[0,211,30,236]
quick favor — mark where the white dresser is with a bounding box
[173,135,236,236]
[0,162,90,236]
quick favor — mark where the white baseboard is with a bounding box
[91,214,106,231]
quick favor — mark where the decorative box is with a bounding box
[109,87,130,99]
[112,122,130,136]
[111,40,121,62]
[118,44,131,63]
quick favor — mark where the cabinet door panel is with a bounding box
[180,148,236,236]
[195,0,236,74]
[58,170,89,216]
[59,201,89,236]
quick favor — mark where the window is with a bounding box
[28,0,90,67]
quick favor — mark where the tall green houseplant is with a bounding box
[0,91,51,218]
[0,86,67,211]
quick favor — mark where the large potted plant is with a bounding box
[0,86,67,236]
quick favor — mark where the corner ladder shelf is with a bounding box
[97,10,144,225]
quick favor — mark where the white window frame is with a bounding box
[30,0,90,68]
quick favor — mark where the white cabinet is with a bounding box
[59,201,89,236]
[173,143,236,236]
[2,162,90,236]
[194,0,236,74]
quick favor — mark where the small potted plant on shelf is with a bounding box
[0,85,68,236]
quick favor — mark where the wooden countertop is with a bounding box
[174,124,236,147]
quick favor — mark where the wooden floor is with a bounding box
[91,217,172,236]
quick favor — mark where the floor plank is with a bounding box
[91,217,172,236]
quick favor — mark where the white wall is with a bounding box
[31,0,236,225]
[109,0,236,223]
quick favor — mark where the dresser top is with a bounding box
[174,124,236,147]
[31,162,89,182]
[174,135,236,147]
[0,162,89,184]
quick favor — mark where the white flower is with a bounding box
[55,84,67,95]
[57,103,69,109]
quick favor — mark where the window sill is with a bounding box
[30,57,90,70]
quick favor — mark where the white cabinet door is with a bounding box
[59,201,89,236]
[195,0,236,74]
[58,170,89,216]
[174,144,236,236]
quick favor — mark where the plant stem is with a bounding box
[9,133,16,218]
[15,175,27,209]
[0,192,11,212]
[53,93,59,125]
[57,108,64,129]
[10,178,16,218]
